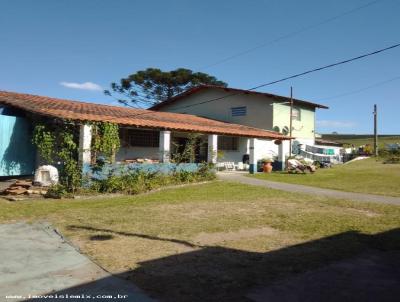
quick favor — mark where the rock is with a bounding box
[14,180,32,188]
[4,196,26,201]
[5,186,28,195]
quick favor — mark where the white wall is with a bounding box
[218,137,279,163]
[218,137,249,163]
[256,139,279,160]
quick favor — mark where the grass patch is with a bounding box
[1,181,399,301]
[250,158,400,197]
[321,134,400,147]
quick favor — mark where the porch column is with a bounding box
[278,140,290,171]
[249,138,257,174]
[159,130,171,163]
[207,134,218,164]
[79,124,92,172]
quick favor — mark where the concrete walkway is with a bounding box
[0,222,154,302]
[218,172,400,205]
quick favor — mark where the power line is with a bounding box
[317,75,400,101]
[167,43,400,111]
[107,42,400,124]
[199,0,384,70]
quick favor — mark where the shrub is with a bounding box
[45,184,71,199]
[379,148,400,164]
[88,163,216,195]
[383,157,400,164]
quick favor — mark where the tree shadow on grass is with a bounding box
[51,226,400,302]
[68,225,199,248]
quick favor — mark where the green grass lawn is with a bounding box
[1,181,399,301]
[321,134,400,147]
[251,158,400,197]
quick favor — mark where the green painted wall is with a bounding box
[273,103,315,140]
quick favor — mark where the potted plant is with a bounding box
[261,157,274,173]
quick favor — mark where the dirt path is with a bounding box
[218,172,400,205]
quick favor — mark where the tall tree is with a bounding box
[105,68,227,108]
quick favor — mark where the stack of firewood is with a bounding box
[3,180,32,195]
[2,180,47,196]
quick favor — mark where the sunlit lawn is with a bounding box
[251,158,400,197]
[1,181,399,301]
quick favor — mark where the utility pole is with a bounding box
[374,104,378,156]
[289,86,293,157]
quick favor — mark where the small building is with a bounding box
[150,85,329,162]
[0,90,291,176]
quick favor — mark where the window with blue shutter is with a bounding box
[231,106,247,117]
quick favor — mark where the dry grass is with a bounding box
[1,181,399,301]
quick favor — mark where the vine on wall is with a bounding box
[32,120,120,192]
[32,121,81,192]
[91,122,120,164]
[171,133,203,163]
[32,124,55,163]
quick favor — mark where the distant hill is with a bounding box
[320,134,400,147]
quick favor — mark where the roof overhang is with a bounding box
[150,85,329,110]
[0,90,292,140]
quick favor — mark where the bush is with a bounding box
[379,148,400,164]
[383,157,400,164]
[45,184,71,199]
[89,163,216,195]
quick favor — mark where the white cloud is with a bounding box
[60,81,103,91]
[316,120,357,128]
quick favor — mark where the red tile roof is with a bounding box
[150,84,329,110]
[0,90,290,140]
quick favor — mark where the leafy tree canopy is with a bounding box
[105,68,227,108]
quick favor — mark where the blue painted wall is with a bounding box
[0,115,36,176]
[85,162,202,180]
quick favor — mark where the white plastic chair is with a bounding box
[224,162,234,170]
[236,162,244,170]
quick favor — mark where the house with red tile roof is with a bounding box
[0,90,290,176]
[150,85,340,164]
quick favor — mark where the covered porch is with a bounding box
[79,125,291,174]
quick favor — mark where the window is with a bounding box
[218,136,239,151]
[231,106,247,117]
[292,107,301,121]
[120,129,159,147]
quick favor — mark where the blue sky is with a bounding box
[1,0,399,134]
